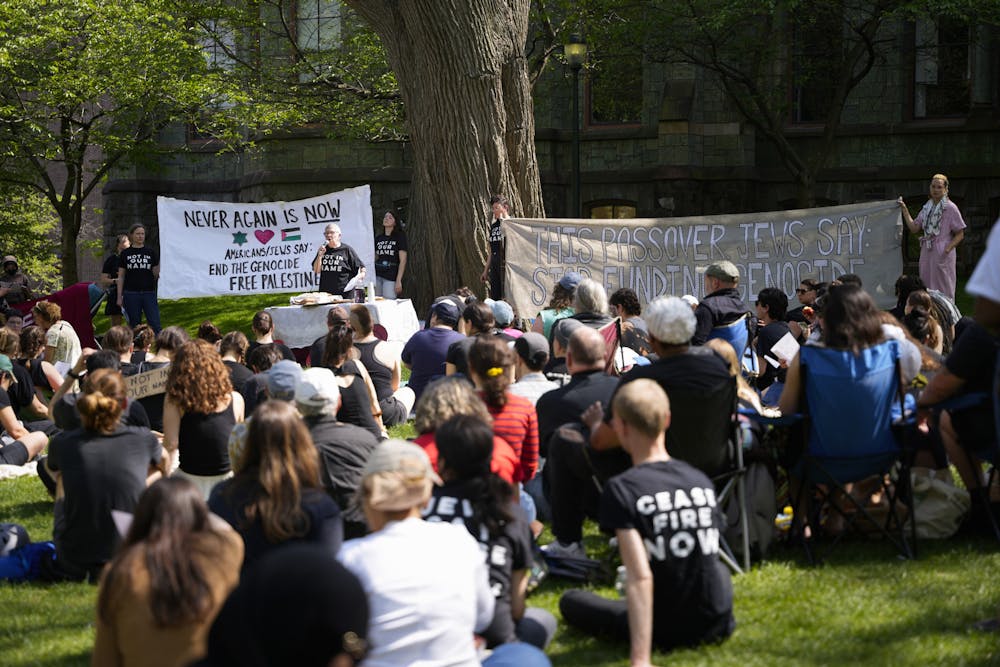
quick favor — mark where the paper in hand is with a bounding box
[111,509,133,538]
[342,270,364,293]
[769,332,800,364]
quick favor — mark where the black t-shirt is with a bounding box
[423,479,532,648]
[374,233,408,281]
[119,246,159,292]
[2,363,36,418]
[536,370,620,454]
[101,254,120,280]
[601,459,734,647]
[18,358,50,395]
[488,219,504,265]
[609,346,732,414]
[755,320,791,389]
[318,245,364,295]
[51,393,150,432]
[944,321,997,445]
[224,360,254,395]
[47,426,161,567]
[208,479,343,573]
[305,414,379,525]
[785,305,808,324]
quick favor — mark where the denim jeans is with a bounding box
[122,290,161,332]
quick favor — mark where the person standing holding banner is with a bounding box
[313,223,366,296]
[898,173,966,300]
[481,195,509,300]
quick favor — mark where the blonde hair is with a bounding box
[930,173,949,188]
[32,300,61,324]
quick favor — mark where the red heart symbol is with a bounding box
[255,230,275,244]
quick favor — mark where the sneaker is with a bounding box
[541,540,586,559]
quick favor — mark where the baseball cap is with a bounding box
[552,317,585,350]
[294,367,340,416]
[0,354,17,383]
[558,271,583,291]
[704,261,740,282]
[360,439,442,512]
[681,294,699,308]
[485,299,514,327]
[430,300,460,325]
[514,332,549,367]
[267,360,303,402]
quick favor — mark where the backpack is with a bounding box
[722,460,777,563]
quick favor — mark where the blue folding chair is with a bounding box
[792,339,916,562]
[708,313,757,376]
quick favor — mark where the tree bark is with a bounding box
[345,0,544,311]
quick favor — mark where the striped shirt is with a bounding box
[482,391,539,483]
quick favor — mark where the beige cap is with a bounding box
[361,439,442,512]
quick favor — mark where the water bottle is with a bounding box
[774,505,793,532]
[615,565,627,597]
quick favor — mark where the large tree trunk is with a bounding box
[57,202,81,288]
[345,0,544,311]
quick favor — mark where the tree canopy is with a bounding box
[0,0,230,286]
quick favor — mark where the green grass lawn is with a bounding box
[2,470,999,667]
[21,287,997,666]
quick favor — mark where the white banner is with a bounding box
[157,186,375,299]
[504,200,904,318]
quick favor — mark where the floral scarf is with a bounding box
[919,195,948,238]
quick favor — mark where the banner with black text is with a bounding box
[157,186,375,299]
[504,200,903,317]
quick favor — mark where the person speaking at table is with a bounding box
[312,223,366,296]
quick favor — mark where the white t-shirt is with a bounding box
[967,219,1000,304]
[45,320,82,368]
[338,517,494,667]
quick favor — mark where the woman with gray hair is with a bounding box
[313,223,366,296]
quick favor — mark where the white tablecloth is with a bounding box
[266,299,421,348]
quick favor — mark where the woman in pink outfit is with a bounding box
[898,173,966,300]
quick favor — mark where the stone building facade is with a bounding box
[102,17,1000,281]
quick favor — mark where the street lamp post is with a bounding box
[564,34,587,218]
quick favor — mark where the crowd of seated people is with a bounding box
[0,234,997,666]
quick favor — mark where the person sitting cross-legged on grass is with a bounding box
[93,477,243,667]
[560,379,735,664]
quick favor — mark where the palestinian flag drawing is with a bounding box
[281,227,301,242]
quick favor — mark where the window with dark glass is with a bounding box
[913,18,971,118]
[587,49,643,126]
[790,10,841,123]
